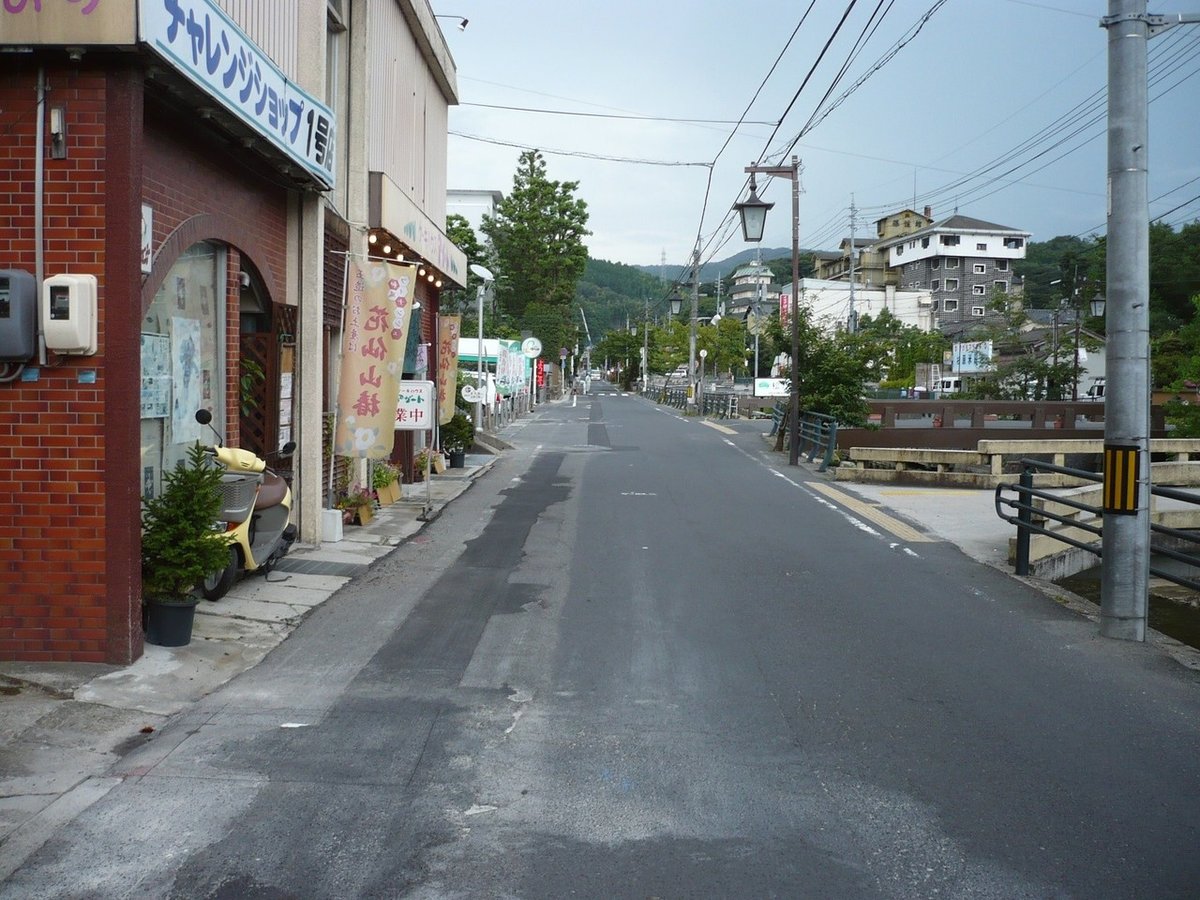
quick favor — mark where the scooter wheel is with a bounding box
[199,548,238,601]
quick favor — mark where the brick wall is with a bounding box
[0,59,290,664]
[0,62,120,663]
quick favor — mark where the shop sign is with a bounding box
[377,173,468,287]
[395,381,434,431]
[138,0,336,190]
[952,340,993,374]
[0,0,136,45]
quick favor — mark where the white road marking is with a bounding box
[702,421,737,435]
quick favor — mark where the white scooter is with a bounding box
[195,409,297,601]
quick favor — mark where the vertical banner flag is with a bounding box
[437,316,461,425]
[779,293,790,330]
[334,260,416,457]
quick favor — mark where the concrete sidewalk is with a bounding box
[0,453,495,879]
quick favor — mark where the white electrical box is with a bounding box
[42,274,97,355]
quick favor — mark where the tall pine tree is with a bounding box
[481,151,590,350]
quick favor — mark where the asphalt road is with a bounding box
[5,382,1199,898]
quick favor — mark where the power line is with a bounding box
[461,102,777,126]
[448,131,713,167]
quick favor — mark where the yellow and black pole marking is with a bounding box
[1103,444,1141,515]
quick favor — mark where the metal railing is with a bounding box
[995,458,1200,591]
[796,411,838,472]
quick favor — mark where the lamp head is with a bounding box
[735,172,773,243]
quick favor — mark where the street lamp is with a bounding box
[698,348,708,413]
[469,263,494,429]
[668,291,683,317]
[736,156,801,466]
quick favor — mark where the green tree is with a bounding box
[481,151,590,326]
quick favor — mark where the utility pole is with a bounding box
[848,195,857,333]
[642,294,649,394]
[688,240,699,409]
[754,247,762,381]
[1100,2,1199,640]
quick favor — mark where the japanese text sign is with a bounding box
[334,260,415,457]
[139,0,336,189]
[436,316,461,425]
[395,381,435,431]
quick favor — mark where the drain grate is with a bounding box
[273,558,369,577]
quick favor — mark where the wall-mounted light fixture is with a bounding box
[434,14,468,30]
[48,106,66,159]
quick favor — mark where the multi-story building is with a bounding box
[874,214,1030,335]
[0,0,466,664]
[726,262,778,319]
[447,189,504,233]
[814,208,932,288]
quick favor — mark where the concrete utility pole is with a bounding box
[848,195,857,333]
[1100,2,1199,640]
[688,240,699,408]
[642,294,649,393]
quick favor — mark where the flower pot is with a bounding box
[448,449,466,468]
[353,503,373,526]
[144,596,200,647]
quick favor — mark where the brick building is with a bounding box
[0,1,465,664]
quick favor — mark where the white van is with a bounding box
[938,377,962,396]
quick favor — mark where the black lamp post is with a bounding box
[736,158,801,466]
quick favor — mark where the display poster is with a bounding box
[140,333,170,418]
[170,316,203,443]
[334,260,415,457]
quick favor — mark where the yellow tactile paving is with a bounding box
[808,483,935,543]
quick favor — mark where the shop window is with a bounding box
[140,241,227,500]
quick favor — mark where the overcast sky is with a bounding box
[442,0,1200,271]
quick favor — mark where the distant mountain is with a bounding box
[629,247,801,283]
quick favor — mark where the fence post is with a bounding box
[1015,466,1033,576]
[818,420,837,472]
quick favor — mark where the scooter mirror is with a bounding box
[280,441,297,457]
[194,408,223,446]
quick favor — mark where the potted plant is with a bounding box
[141,443,232,647]
[336,485,375,526]
[441,410,475,468]
[372,461,400,505]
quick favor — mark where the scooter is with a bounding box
[195,409,297,601]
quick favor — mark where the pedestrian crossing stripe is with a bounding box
[1103,444,1140,515]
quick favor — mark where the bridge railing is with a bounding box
[995,458,1200,591]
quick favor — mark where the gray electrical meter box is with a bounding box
[0,270,37,362]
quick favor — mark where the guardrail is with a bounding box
[995,458,1200,591]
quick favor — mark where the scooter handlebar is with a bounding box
[211,444,267,474]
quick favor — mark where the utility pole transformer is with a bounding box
[1100,2,1199,640]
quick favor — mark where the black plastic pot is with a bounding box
[144,596,199,647]
[448,449,466,468]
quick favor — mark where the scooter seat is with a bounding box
[255,470,289,510]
